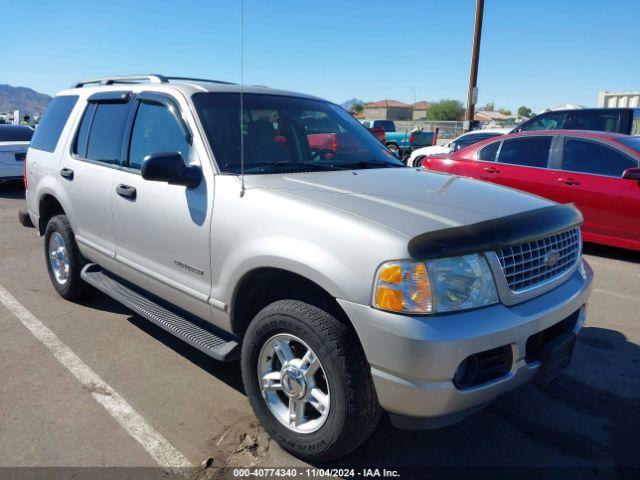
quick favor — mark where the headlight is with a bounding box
[373,254,498,314]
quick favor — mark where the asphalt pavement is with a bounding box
[1,182,638,477]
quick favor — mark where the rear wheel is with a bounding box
[44,214,92,300]
[387,143,399,156]
[241,299,380,461]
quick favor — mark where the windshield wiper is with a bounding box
[332,160,405,169]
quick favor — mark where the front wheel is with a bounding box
[241,299,381,462]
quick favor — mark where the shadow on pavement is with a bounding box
[326,326,640,471]
[0,182,25,199]
[126,314,245,394]
[82,264,640,471]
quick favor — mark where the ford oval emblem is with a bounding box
[544,250,561,267]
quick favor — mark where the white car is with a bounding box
[407,128,511,167]
[0,125,33,183]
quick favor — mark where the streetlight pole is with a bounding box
[465,0,484,131]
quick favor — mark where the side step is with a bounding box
[81,264,240,361]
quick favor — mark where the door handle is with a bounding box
[483,167,501,174]
[60,167,74,180]
[116,184,137,200]
[558,177,581,186]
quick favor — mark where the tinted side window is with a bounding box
[497,137,551,168]
[374,120,395,132]
[73,103,96,157]
[30,95,78,152]
[520,112,566,131]
[86,103,131,164]
[478,141,500,161]
[632,110,640,136]
[453,133,499,152]
[567,111,620,133]
[128,102,190,170]
[562,138,637,177]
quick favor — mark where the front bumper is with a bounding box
[337,260,593,428]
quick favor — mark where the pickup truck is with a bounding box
[21,74,592,462]
[360,119,436,156]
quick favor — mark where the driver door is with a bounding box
[111,92,215,322]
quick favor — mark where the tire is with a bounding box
[241,299,381,462]
[387,143,399,156]
[44,214,93,301]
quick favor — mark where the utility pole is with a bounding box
[465,0,484,131]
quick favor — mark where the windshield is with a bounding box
[617,136,640,154]
[193,93,404,174]
[0,125,34,142]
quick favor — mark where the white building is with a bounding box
[598,91,640,108]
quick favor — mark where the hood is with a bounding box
[245,168,553,238]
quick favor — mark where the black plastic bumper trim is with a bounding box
[408,203,583,260]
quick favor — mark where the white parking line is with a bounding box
[593,288,638,303]
[0,282,192,468]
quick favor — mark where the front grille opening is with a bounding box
[526,310,580,363]
[496,228,581,292]
[453,345,513,389]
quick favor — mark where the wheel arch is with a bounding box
[38,193,67,235]
[230,266,357,339]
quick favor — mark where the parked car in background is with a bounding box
[418,131,640,251]
[367,126,386,144]
[407,128,510,167]
[0,125,33,184]
[360,119,436,156]
[512,108,640,136]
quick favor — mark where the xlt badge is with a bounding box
[174,260,204,276]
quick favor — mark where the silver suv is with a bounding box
[21,75,593,461]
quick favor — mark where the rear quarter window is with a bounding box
[478,141,500,161]
[563,138,637,176]
[30,95,78,152]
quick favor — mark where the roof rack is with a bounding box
[72,74,236,88]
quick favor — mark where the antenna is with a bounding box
[239,0,246,197]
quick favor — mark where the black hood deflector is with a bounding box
[408,204,583,260]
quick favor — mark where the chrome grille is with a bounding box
[496,228,581,292]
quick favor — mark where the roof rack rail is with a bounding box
[72,74,168,88]
[164,76,236,85]
[72,74,236,88]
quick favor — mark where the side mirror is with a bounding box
[622,167,640,181]
[141,152,202,188]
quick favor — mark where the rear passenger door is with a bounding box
[553,136,640,243]
[64,92,133,267]
[476,136,557,199]
[110,92,215,323]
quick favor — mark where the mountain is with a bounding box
[0,84,52,116]
[340,98,365,111]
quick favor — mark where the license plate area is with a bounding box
[534,332,576,386]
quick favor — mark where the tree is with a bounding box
[426,99,465,121]
[350,103,364,115]
[517,106,533,118]
[481,102,495,112]
[498,108,512,116]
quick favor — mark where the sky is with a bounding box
[3,0,640,113]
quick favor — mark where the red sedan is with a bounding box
[417,130,640,251]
